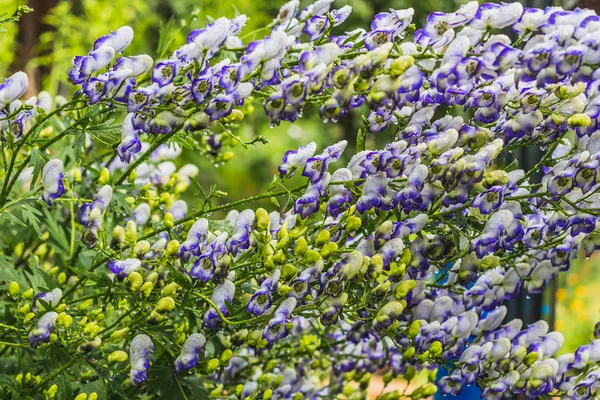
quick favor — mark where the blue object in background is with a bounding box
[434,367,482,399]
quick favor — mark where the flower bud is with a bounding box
[108,350,128,363]
[567,113,592,127]
[320,242,338,258]
[110,327,130,343]
[57,273,67,285]
[134,240,151,257]
[166,240,180,257]
[256,208,270,231]
[278,284,292,296]
[88,393,98,400]
[127,272,143,292]
[45,384,58,398]
[161,282,180,297]
[97,168,110,185]
[407,321,421,338]
[164,213,175,228]
[220,349,233,365]
[72,168,82,183]
[263,389,273,399]
[480,254,500,271]
[281,264,297,281]
[74,394,87,400]
[147,309,165,324]
[303,249,321,264]
[346,216,362,232]
[389,55,415,77]
[155,297,176,314]
[394,280,416,299]
[315,230,330,246]
[111,226,125,250]
[373,280,391,297]
[429,341,443,357]
[206,358,220,373]
[141,281,154,298]
[125,220,137,246]
[8,281,20,297]
[22,288,34,300]
[294,237,308,256]
[145,272,159,284]
[523,351,539,367]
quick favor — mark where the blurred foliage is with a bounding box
[555,252,600,355]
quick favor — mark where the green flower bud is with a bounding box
[231,329,248,346]
[164,213,175,228]
[235,384,244,397]
[45,384,58,399]
[394,280,417,299]
[289,225,307,239]
[166,240,180,256]
[57,272,67,286]
[72,168,82,183]
[523,351,539,367]
[134,240,151,257]
[281,264,297,281]
[256,208,270,231]
[389,55,415,77]
[125,220,137,246]
[567,113,592,127]
[98,168,110,185]
[346,216,362,232]
[480,254,500,271]
[155,297,176,314]
[147,309,164,324]
[294,237,308,256]
[273,250,286,264]
[22,288,34,300]
[303,249,321,264]
[315,230,330,246]
[400,249,412,265]
[220,349,233,365]
[141,281,154,298]
[278,284,292,296]
[407,321,421,338]
[403,346,416,359]
[127,272,143,292]
[206,358,220,373]
[373,280,391,297]
[109,327,130,343]
[555,82,585,99]
[111,226,125,250]
[145,272,159,284]
[78,299,93,311]
[429,341,443,357]
[74,394,87,400]
[88,393,98,400]
[8,281,20,297]
[293,393,303,400]
[422,383,438,396]
[161,282,181,297]
[320,242,338,258]
[262,389,273,400]
[108,350,128,363]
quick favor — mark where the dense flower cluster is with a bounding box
[2,0,600,399]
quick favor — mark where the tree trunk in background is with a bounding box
[580,0,600,11]
[11,0,59,95]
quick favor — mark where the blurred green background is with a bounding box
[1,0,598,359]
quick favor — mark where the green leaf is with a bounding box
[356,128,367,152]
[85,119,122,146]
[190,177,206,200]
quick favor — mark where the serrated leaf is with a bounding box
[85,119,122,146]
[190,177,206,200]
